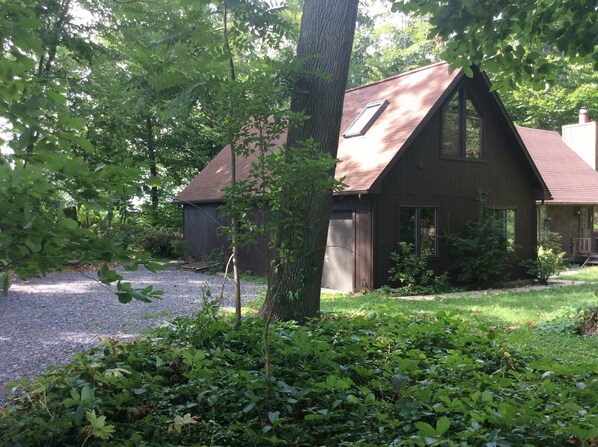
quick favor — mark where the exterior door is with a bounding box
[321,211,354,292]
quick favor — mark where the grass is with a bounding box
[321,284,598,325]
[316,278,598,368]
[560,265,598,281]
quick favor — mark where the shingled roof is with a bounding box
[176,62,464,204]
[518,126,598,205]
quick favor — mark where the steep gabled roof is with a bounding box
[176,62,462,204]
[177,62,548,204]
[518,126,598,205]
[335,62,462,193]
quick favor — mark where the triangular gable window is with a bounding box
[441,88,483,159]
[343,99,389,138]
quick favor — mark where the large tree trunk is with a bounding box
[260,0,359,322]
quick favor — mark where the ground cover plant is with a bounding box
[2,289,598,446]
[321,283,598,367]
[386,242,456,296]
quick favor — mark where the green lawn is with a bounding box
[559,265,598,282]
[319,279,598,368]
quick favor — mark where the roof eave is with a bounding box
[173,198,224,205]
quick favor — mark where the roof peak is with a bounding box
[345,61,452,93]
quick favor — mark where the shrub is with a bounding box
[138,228,187,259]
[445,199,516,289]
[204,246,230,274]
[522,231,566,285]
[1,312,597,446]
[387,242,453,295]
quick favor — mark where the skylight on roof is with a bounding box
[343,99,389,138]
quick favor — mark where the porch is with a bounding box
[572,237,598,266]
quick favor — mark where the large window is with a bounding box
[399,207,437,256]
[441,88,482,159]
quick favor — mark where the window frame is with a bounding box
[398,206,439,257]
[440,87,484,160]
[494,208,517,249]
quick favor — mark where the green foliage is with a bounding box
[97,263,164,304]
[387,242,454,295]
[221,112,345,268]
[349,7,442,88]
[138,202,183,230]
[0,0,164,303]
[391,0,598,89]
[522,231,566,285]
[445,198,516,289]
[203,247,229,274]
[538,302,598,335]
[497,62,598,131]
[83,410,116,441]
[1,311,597,446]
[136,228,187,260]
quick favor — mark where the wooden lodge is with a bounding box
[176,62,550,292]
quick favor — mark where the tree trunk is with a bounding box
[223,2,242,328]
[260,0,359,322]
[146,115,159,208]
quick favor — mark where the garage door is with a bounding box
[321,211,354,292]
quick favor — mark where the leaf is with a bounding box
[81,385,92,402]
[73,137,94,152]
[46,89,67,106]
[67,117,87,130]
[268,411,280,423]
[391,373,409,389]
[436,416,451,436]
[85,410,115,440]
[415,421,437,437]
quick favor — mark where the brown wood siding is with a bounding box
[545,205,585,256]
[183,204,269,275]
[183,203,229,261]
[372,76,540,288]
[354,201,374,290]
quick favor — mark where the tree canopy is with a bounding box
[391,0,598,88]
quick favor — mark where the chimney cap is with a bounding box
[579,106,590,124]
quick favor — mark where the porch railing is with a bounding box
[572,238,592,256]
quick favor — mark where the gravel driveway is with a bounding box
[0,266,264,406]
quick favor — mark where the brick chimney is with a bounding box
[579,106,590,124]
[562,107,598,170]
